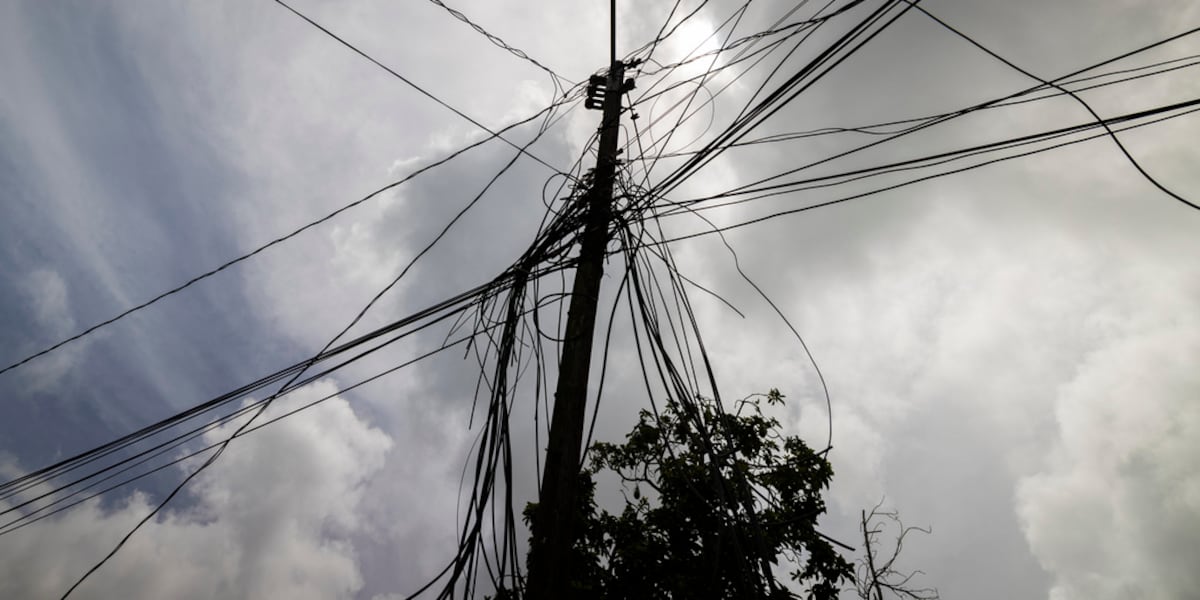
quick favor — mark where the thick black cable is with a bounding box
[660,196,835,451]
[651,0,915,200]
[641,50,1200,159]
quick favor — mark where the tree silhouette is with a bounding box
[521,390,852,599]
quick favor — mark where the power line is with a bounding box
[907,1,1200,212]
[273,0,569,176]
[706,21,1200,201]
[12,3,1200,597]
[25,109,605,597]
[647,0,916,200]
[56,118,563,597]
[658,94,1200,213]
[636,96,1200,243]
[637,49,1200,159]
[424,0,574,90]
[0,278,492,503]
[0,95,574,380]
[621,0,853,211]
[0,312,541,538]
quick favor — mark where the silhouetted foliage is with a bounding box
[521,390,852,599]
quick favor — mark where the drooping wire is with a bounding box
[0,325,492,537]
[647,93,1200,222]
[54,79,575,599]
[641,49,1200,159]
[27,3,1198,596]
[703,21,1200,201]
[424,0,575,92]
[0,91,581,510]
[648,0,917,201]
[907,1,1200,212]
[632,98,1200,247]
[0,96,579,380]
[273,0,572,177]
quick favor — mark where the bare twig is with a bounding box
[856,500,939,600]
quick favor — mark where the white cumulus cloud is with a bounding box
[0,380,392,600]
[1017,310,1200,600]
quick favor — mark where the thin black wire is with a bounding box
[626,0,760,185]
[615,213,783,594]
[56,278,569,598]
[634,1,838,80]
[619,62,844,573]
[630,6,853,246]
[626,14,830,208]
[52,256,581,598]
[908,1,1200,212]
[0,100,572,380]
[624,0,754,115]
[652,93,1200,218]
[649,0,915,200]
[0,326,488,537]
[273,0,570,177]
[579,269,633,466]
[422,135,614,597]
[58,88,565,598]
[424,0,574,90]
[6,52,581,528]
[0,275,500,502]
[1,234,573,502]
[624,0,712,70]
[628,0,896,206]
[660,194,835,451]
[0,295,476,530]
[639,49,1200,159]
[635,100,1200,246]
[707,22,1200,201]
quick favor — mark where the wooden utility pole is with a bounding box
[526,7,626,596]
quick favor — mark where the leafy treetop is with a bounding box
[521,389,852,599]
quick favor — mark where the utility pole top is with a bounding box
[610,0,617,67]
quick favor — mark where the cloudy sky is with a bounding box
[2,0,1198,598]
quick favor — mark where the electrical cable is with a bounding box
[651,93,1200,219]
[649,0,916,201]
[0,99,575,380]
[639,49,1200,159]
[273,0,570,176]
[907,1,1200,211]
[707,22,1200,201]
[424,0,574,90]
[56,101,570,597]
[634,100,1200,247]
